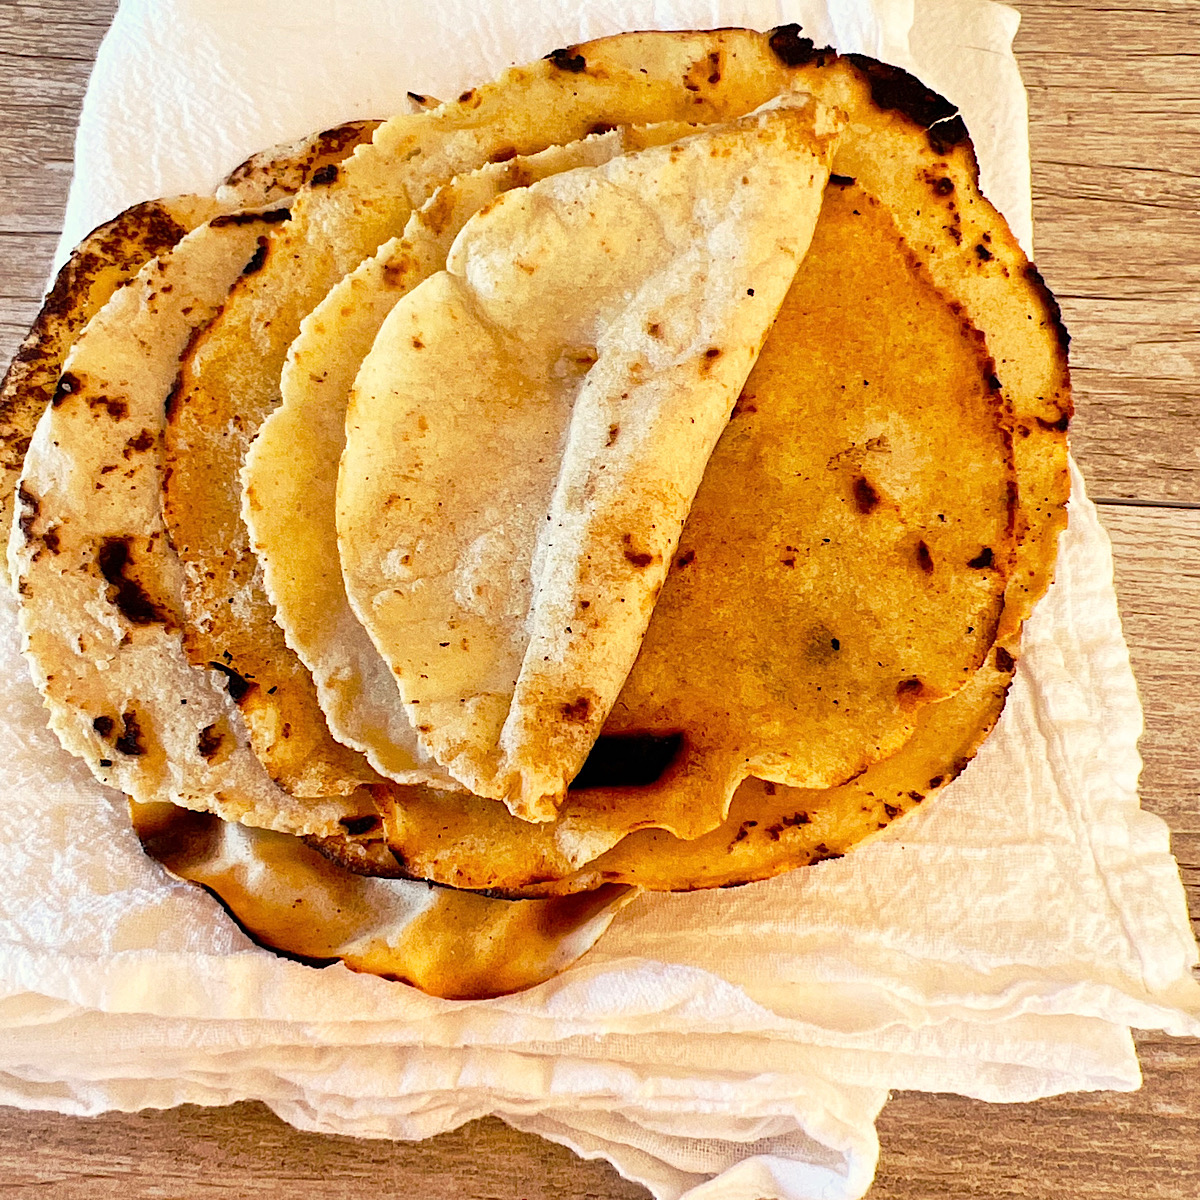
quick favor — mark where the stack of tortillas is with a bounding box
[3,27,1069,999]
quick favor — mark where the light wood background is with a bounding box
[1,0,1197,1195]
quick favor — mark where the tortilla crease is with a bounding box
[245,122,698,788]
[0,121,379,584]
[130,800,634,999]
[338,100,839,823]
[10,214,370,834]
[362,179,1015,889]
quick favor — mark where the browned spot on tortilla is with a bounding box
[768,24,836,68]
[562,697,592,721]
[700,346,722,374]
[967,546,994,569]
[995,646,1016,673]
[16,483,39,540]
[114,709,147,757]
[853,476,880,513]
[97,538,172,625]
[916,540,934,574]
[242,237,269,275]
[308,164,339,187]
[606,423,620,447]
[87,394,128,420]
[896,677,930,710]
[92,715,115,739]
[197,724,224,762]
[209,208,290,228]
[676,549,696,568]
[51,371,83,407]
[124,428,155,457]
[1036,412,1070,433]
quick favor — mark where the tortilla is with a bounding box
[363,179,1015,889]
[0,122,379,584]
[158,27,844,806]
[337,100,839,822]
[244,129,664,785]
[9,213,371,834]
[130,799,633,999]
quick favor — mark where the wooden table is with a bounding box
[1,1,1197,1195]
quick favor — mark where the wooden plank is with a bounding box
[0,1105,650,1199]
[1014,0,1200,503]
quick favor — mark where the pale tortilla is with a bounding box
[337,100,840,822]
[244,129,658,784]
[9,214,372,834]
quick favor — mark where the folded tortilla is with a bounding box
[337,99,841,821]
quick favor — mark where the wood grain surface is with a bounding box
[1,1,1197,1197]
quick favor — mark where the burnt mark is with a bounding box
[1036,412,1070,433]
[676,548,696,568]
[883,803,901,820]
[845,55,956,128]
[896,677,928,706]
[114,709,146,757]
[768,25,836,68]
[209,207,290,228]
[561,696,592,722]
[829,173,856,187]
[606,423,620,447]
[52,371,82,408]
[208,660,254,703]
[124,428,156,457]
[92,715,115,739]
[1024,262,1072,354]
[927,116,969,156]
[810,844,843,863]
[624,548,654,568]
[995,645,1016,674]
[16,483,39,540]
[545,47,586,72]
[933,176,955,196]
[87,394,129,420]
[916,540,934,574]
[928,774,946,790]
[97,538,171,625]
[699,346,722,374]
[242,236,270,276]
[339,814,382,837]
[975,242,993,262]
[571,733,683,790]
[309,163,339,186]
[41,527,60,554]
[967,546,994,570]
[197,724,224,762]
[853,476,880,513]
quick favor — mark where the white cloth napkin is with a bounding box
[6,2,1198,1198]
